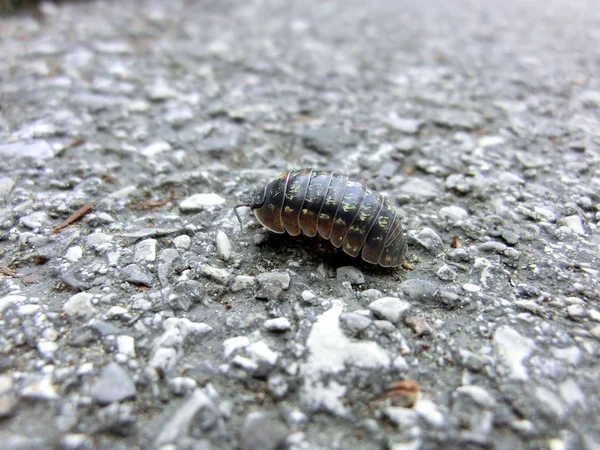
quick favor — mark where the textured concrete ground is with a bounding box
[1,0,599,449]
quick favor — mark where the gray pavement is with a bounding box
[0,0,599,449]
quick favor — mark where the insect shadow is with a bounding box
[253,231,401,277]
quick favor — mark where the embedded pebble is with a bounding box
[116,335,136,358]
[173,235,191,250]
[223,336,250,358]
[340,312,372,332]
[567,304,587,321]
[479,241,507,254]
[501,230,520,245]
[336,266,365,285]
[231,275,256,292]
[385,113,422,134]
[400,178,438,199]
[240,412,289,450]
[439,206,468,221]
[37,341,58,359]
[154,389,221,447]
[64,246,83,262]
[264,317,291,332]
[134,238,157,262]
[257,271,291,289]
[436,264,456,281]
[200,264,231,285]
[122,264,153,286]
[400,279,438,302]
[141,141,171,157]
[20,212,49,229]
[0,177,15,200]
[158,248,180,286]
[216,231,232,261]
[412,227,444,254]
[21,377,58,400]
[360,289,383,302]
[560,215,585,234]
[0,140,54,160]
[168,377,197,396]
[300,290,318,305]
[369,297,411,323]
[89,362,136,404]
[180,193,226,212]
[62,292,96,318]
[493,326,535,380]
[146,78,177,100]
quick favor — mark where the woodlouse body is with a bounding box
[237,169,406,267]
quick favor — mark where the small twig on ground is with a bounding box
[129,189,183,210]
[0,265,18,277]
[53,203,94,233]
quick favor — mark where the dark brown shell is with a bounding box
[250,169,406,267]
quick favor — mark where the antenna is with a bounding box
[233,204,250,233]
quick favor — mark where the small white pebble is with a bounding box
[567,304,587,321]
[173,235,191,250]
[116,335,136,357]
[264,317,291,332]
[216,230,232,261]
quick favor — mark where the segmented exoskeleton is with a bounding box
[234,169,406,267]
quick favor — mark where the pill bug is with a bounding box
[234,169,407,268]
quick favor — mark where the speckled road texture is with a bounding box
[0,1,599,449]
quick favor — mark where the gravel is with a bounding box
[1,0,599,448]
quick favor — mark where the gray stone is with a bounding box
[399,178,438,199]
[340,312,372,332]
[155,390,218,446]
[257,271,291,289]
[479,241,508,254]
[200,264,230,285]
[19,212,49,229]
[400,279,438,302]
[63,292,96,318]
[302,128,355,156]
[567,304,587,321]
[173,235,191,250]
[412,227,444,254]
[264,317,291,332]
[436,264,456,281]
[360,289,383,302]
[493,326,535,381]
[122,264,153,286]
[89,362,136,404]
[385,112,422,134]
[336,266,365,284]
[134,238,157,262]
[368,297,411,323]
[0,177,15,200]
[171,280,204,311]
[141,141,171,157]
[180,193,225,212]
[96,402,137,436]
[231,275,256,292]
[438,205,468,221]
[501,230,520,245]
[560,215,585,234]
[157,248,180,286]
[0,140,54,160]
[146,78,177,101]
[240,412,289,450]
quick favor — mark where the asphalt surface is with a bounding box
[0,0,599,449]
